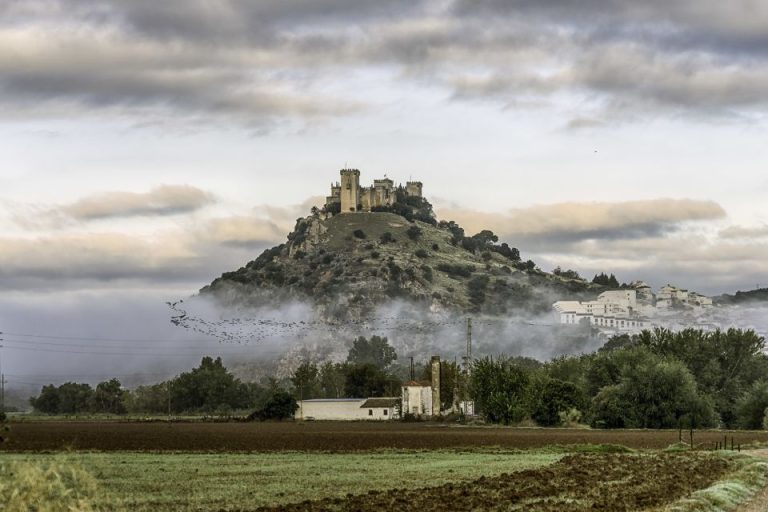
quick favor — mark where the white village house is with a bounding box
[552,283,714,335]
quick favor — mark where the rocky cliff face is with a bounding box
[200,210,603,320]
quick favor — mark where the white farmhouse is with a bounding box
[295,398,400,421]
[401,380,433,417]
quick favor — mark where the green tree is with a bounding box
[91,378,126,414]
[55,383,94,414]
[318,362,346,398]
[636,328,766,427]
[531,378,584,427]
[249,390,298,421]
[736,381,768,429]
[344,364,388,398]
[171,356,252,413]
[125,383,169,414]
[291,362,319,400]
[592,273,620,287]
[29,385,61,414]
[347,336,397,369]
[469,356,531,424]
[589,349,715,429]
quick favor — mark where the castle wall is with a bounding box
[327,170,420,212]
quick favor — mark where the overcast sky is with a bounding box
[2,1,768,382]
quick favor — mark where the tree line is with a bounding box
[28,328,768,430]
[470,328,768,429]
[28,336,403,418]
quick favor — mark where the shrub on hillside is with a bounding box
[436,263,474,278]
[353,229,366,239]
[406,225,423,241]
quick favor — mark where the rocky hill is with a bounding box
[714,288,768,305]
[201,206,607,320]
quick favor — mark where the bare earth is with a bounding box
[4,421,768,452]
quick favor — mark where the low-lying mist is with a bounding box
[2,287,767,404]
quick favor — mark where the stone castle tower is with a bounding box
[339,169,360,213]
[326,169,422,213]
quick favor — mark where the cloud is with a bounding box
[2,0,768,127]
[0,232,200,284]
[538,235,768,295]
[437,198,726,243]
[56,185,214,221]
[718,224,768,239]
[203,216,284,249]
[0,195,327,290]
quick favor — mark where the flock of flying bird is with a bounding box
[166,300,557,346]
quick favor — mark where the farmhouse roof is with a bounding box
[302,398,364,402]
[403,380,431,387]
[360,397,400,408]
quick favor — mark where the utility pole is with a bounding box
[167,380,171,421]
[463,317,472,371]
[0,336,5,417]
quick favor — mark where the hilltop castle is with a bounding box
[325,169,423,213]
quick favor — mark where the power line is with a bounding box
[0,339,252,350]
[0,331,227,344]
[0,344,257,358]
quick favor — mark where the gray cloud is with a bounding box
[437,198,726,244]
[718,224,768,239]
[2,0,768,126]
[57,185,214,221]
[538,235,768,295]
[0,195,326,290]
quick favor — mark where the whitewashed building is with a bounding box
[295,398,400,421]
[401,380,433,417]
[553,283,714,334]
[553,289,650,334]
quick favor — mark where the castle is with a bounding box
[325,169,423,213]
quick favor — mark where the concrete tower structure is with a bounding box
[430,355,441,416]
[339,169,360,213]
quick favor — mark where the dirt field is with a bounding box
[3,421,768,452]
[256,452,732,512]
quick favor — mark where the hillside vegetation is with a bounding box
[201,209,604,318]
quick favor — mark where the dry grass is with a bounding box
[664,453,768,511]
[0,458,113,512]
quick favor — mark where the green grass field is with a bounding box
[2,451,561,511]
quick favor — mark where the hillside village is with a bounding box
[552,283,716,335]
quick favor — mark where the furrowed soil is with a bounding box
[4,421,767,452]
[256,453,732,512]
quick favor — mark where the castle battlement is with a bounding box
[326,169,422,213]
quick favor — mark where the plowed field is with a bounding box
[4,421,767,452]
[256,453,732,512]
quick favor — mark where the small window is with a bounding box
[383,409,388,416]
[368,409,373,416]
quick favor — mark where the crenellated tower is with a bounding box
[339,169,361,213]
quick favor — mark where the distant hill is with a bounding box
[201,206,607,320]
[714,288,768,306]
